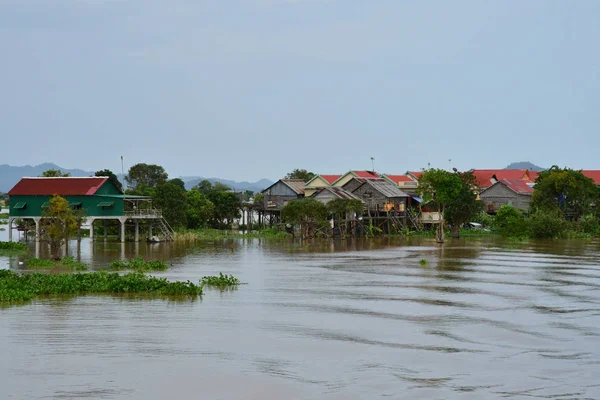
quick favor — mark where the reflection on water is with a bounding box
[1,236,600,399]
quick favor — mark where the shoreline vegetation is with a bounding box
[0,269,241,304]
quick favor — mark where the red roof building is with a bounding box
[581,170,600,185]
[320,175,342,184]
[8,177,115,196]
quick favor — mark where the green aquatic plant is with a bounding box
[419,258,429,266]
[201,272,241,288]
[109,257,168,272]
[0,242,28,251]
[0,270,203,303]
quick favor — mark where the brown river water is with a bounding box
[1,236,600,399]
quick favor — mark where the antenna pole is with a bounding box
[371,157,375,172]
[121,155,124,187]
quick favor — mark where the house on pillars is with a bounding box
[7,177,173,243]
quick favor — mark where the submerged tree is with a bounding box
[41,195,80,259]
[326,198,363,237]
[282,198,328,239]
[418,169,481,241]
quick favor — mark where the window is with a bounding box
[13,202,27,210]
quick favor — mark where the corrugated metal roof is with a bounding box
[314,187,362,201]
[582,170,600,185]
[281,179,306,195]
[352,170,379,178]
[501,179,534,194]
[471,169,531,188]
[358,178,409,198]
[8,177,110,196]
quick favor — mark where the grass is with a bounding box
[27,257,88,271]
[201,272,241,288]
[419,258,429,266]
[174,227,291,242]
[0,270,203,303]
[109,257,168,272]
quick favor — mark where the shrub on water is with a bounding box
[579,214,600,235]
[0,270,203,303]
[528,210,570,239]
[201,273,240,288]
[493,206,530,238]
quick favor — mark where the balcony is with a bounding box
[123,209,163,218]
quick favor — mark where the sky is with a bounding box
[1,0,599,181]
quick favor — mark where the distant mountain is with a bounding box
[182,177,273,193]
[0,164,274,194]
[505,161,545,171]
[0,163,94,192]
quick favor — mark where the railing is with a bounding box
[123,209,163,218]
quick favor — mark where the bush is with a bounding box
[493,206,529,238]
[471,212,494,228]
[528,210,571,239]
[579,214,600,235]
[0,242,28,251]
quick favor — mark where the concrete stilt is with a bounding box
[148,222,153,240]
[104,219,108,241]
[120,218,126,243]
[89,218,95,242]
[135,220,139,242]
[34,218,41,243]
[8,217,13,242]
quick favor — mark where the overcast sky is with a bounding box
[1,1,598,181]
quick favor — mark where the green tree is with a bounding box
[41,169,70,177]
[41,195,80,259]
[494,205,529,238]
[253,192,264,207]
[528,209,570,239]
[194,180,213,195]
[212,181,231,192]
[285,169,315,181]
[531,166,599,220]
[186,190,215,229]
[95,169,123,192]
[125,163,168,195]
[153,182,187,229]
[418,169,463,242]
[168,178,186,191]
[206,190,241,228]
[443,171,483,238]
[282,198,328,239]
[327,198,363,236]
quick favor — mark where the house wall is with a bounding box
[332,173,355,188]
[312,190,338,205]
[9,195,125,218]
[351,184,406,212]
[480,184,531,212]
[341,178,364,194]
[263,181,302,210]
[304,176,332,197]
